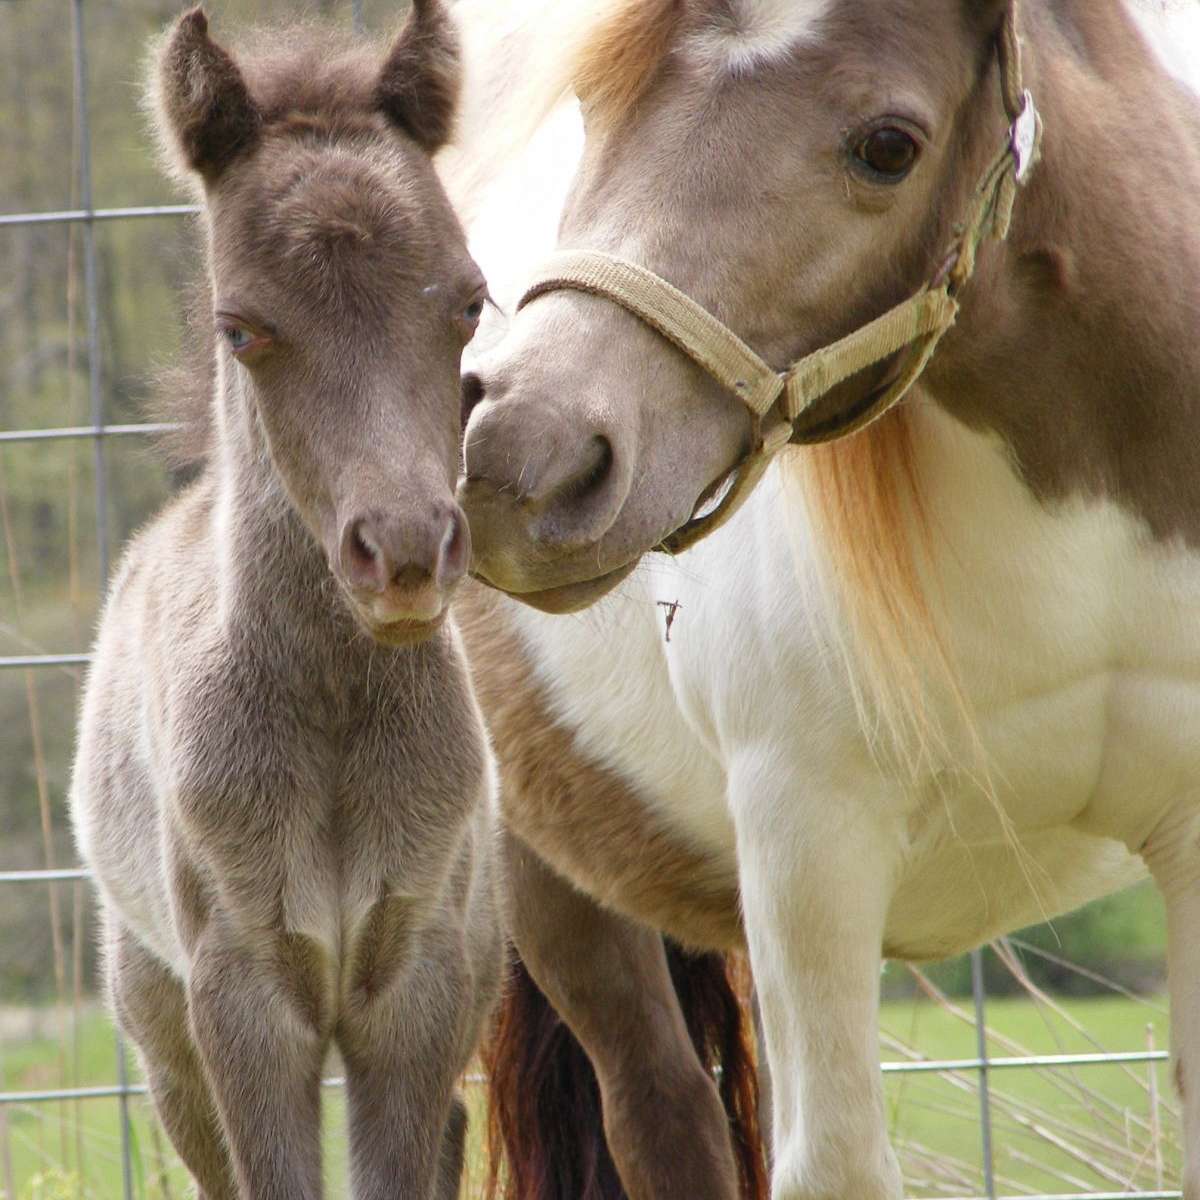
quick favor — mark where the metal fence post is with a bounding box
[70,0,107,589]
[972,946,997,1200]
[69,1,134,1197]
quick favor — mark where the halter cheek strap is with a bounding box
[517,2,1042,555]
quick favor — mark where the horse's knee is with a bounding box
[603,1065,738,1199]
[107,931,191,1063]
[772,1140,902,1200]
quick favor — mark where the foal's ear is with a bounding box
[376,0,461,152]
[155,8,260,183]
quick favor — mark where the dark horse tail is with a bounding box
[482,940,767,1200]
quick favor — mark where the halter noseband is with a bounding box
[516,2,1042,555]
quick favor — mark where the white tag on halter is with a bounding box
[1010,89,1038,182]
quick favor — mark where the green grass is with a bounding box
[0,990,1179,1199]
[880,983,1178,1197]
[0,1010,488,1200]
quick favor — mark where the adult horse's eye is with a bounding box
[463,297,485,323]
[855,128,918,179]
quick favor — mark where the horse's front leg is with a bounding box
[730,754,903,1200]
[337,906,488,1200]
[1142,799,1200,1199]
[502,829,744,1200]
[187,921,330,1199]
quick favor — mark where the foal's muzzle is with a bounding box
[337,501,468,640]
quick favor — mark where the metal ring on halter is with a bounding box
[517,1,1042,555]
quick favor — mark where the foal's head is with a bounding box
[156,3,484,644]
[459,0,1030,609]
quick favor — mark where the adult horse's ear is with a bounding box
[154,7,260,183]
[966,0,1011,38]
[376,0,461,151]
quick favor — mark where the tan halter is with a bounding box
[517,3,1042,554]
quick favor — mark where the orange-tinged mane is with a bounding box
[786,405,953,778]
[572,0,681,126]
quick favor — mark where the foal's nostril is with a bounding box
[342,518,389,590]
[460,372,485,431]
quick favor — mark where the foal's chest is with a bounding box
[167,633,484,951]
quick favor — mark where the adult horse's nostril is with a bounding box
[559,435,613,504]
[529,433,622,547]
[461,401,631,550]
[461,372,485,431]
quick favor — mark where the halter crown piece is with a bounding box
[517,2,1043,554]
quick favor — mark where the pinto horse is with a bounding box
[444,0,1200,1196]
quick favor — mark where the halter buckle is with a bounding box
[1009,89,1039,182]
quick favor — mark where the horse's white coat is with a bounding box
[1125,0,1200,96]
[461,4,1200,1196]
[686,0,834,72]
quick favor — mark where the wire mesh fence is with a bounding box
[0,0,1182,1197]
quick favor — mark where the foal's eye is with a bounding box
[223,325,254,352]
[456,290,490,341]
[855,127,919,180]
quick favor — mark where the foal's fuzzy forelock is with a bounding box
[143,20,386,199]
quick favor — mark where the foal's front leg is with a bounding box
[337,909,478,1200]
[107,924,238,1200]
[730,755,903,1200]
[187,922,329,1199]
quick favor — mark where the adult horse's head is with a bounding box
[154,2,486,643]
[459,0,1031,611]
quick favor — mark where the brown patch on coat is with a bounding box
[458,580,743,952]
[929,0,1200,550]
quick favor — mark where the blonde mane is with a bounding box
[572,0,681,126]
[442,0,679,218]
[785,409,952,778]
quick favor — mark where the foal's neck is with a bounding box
[930,1,1200,548]
[208,371,348,646]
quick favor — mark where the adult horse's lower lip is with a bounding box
[485,559,639,614]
